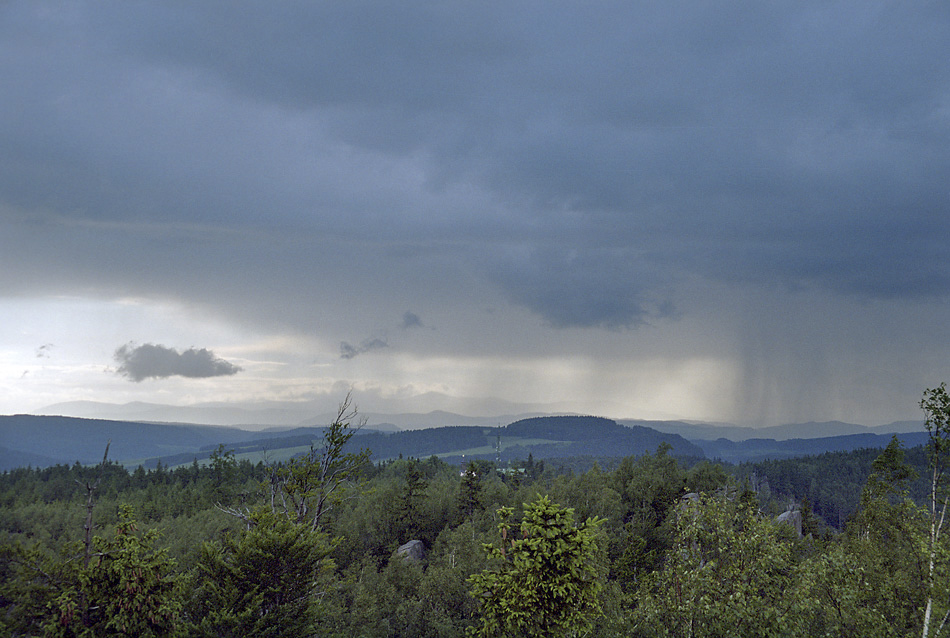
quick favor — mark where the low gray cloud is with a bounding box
[114,343,242,382]
[488,246,675,329]
[0,0,941,336]
[339,338,389,360]
[4,3,949,318]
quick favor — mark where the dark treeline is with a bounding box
[735,444,933,529]
[140,414,703,470]
[2,396,950,636]
[146,426,492,470]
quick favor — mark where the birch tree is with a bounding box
[218,393,371,531]
[920,383,950,638]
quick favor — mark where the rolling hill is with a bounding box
[0,413,929,471]
[0,415,255,469]
[0,414,701,471]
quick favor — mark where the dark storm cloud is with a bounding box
[488,246,674,329]
[1,1,949,330]
[114,343,243,382]
[340,338,389,360]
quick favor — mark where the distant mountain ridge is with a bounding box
[0,412,929,471]
[1,413,701,471]
[505,416,623,440]
[35,400,334,428]
[501,416,703,459]
[37,399,923,439]
[619,418,925,442]
[35,400,556,432]
[36,399,568,429]
[136,417,704,469]
[696,431,932,464]
[0,415,255,468]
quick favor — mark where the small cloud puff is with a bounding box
[114,342,242,382]
[339,338,389,360]
[401,311,423,330]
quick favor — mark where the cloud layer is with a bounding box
[2,0,947,332]
[0,1,949,424]
[114,343,242,382]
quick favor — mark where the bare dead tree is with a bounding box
[74,441,110,627]
[217,393,371,531]
[78,442,111,569]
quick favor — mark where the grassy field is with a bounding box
[155,436,569,470]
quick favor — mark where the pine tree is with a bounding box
[468,495,605,637]
[182,509,335,637]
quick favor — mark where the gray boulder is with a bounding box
[775,509,802,538]
[397,539,426,562]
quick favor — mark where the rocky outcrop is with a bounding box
[397,539,425,562]
[775,509,802,538]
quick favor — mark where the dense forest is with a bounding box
[3,392,950,637]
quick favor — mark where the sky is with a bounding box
[1,1,949,427]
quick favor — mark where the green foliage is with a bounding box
[468,495,605,637]
[326,526,490,638]
[870,436,917,496]
[610,445,686,589]
[264,394,372,531]
[459,461,485,524]
[1,540,73,635]
[397,458,429,539]
[2,505,181,637]
[550,464,624,525]
[182,509,335,637]
[855,437,921,539]
[736,445,932,530]
[792,542,912,638]
[634,494,795,638]
[794,436,932,637]
[685,460,730,494]
[618,443,685,522]
[208,444,238,505]
[920,383,950,638]
[9,408,950,638]
[923,384,950,472]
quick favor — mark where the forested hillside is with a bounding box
[697,430,932,463]
[0,413,702,471]
[0,415,255,468]
[736,444,932,529]
[3,393,950,637]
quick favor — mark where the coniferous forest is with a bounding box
[3,389,950,637]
